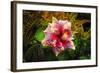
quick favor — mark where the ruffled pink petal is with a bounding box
[42,17,75,56]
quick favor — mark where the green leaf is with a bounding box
[43,47,58,61]
[24,44,45,62]
[57,49,76,60]
[79,56,88,60]
[34,28,45,42]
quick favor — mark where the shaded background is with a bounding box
[23,10,91,62]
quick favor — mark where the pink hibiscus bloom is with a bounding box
[42,17,75,56]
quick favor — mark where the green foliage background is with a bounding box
[23,10,91,62]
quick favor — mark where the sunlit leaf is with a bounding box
[34,28,45,42]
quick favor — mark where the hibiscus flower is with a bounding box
[42,17,75,56]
